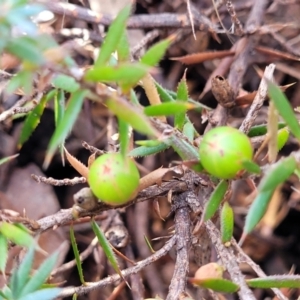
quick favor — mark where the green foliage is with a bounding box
[203,180,228,222]
[0,154,19,166]
[191,278,239,293]
[268,81,300,140]
[94,5,131,67]
[128,143,169,158]
[70,225,85,284]
[175,72,189,130]
[0,222,35,248]
[18,96,49,148]
[44,89,88,168]
[91,220,124,281]
[0,246,61,300]
[220,202,234,244]
[246,275,300,289]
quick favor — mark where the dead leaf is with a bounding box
[170,50,235,65]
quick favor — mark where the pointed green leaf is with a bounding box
[165,135,199,160]
[20,252,59,296]
[85,63,149,86]
[268,81,300,140]
[154,81,175,103]
[0,222,35,248]
[104,97,158,137]
[128,143,169,158]
[248,123,286,137]
[95,5,131,67]
[135,140,163,147]
[204,180,228,221]
[190,278,239,293]
[0,234,7,277]
[6,36,45,65]
[52,74,80,93]
[91,220,123,280]
[144,101,195,117]
[118,118,130,157]
[0,154,19,166]
[44,89,88,168]
[0,285,12,299]
[241,159,261,174]
[247,275,300,289]
[19,96,49,148]
[221,202,234,244]
[18,288,61,300]
[244,189,274,234]
[54,89,65,165]
[70,225,85,284]
[182,122,195,142]
[140,38,171,66]
[175,72,188,130]
[10,247,35,298]
[277,127,289,150]
[116,30,130,62]
[259,156,296,192]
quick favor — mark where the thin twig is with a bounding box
[58,235,176,297]
[226,0,244,36]
[31,174,87,186]
[167,192,191,300]
[233,240,288,300]
[205,220,256,300]
[239,64,276,134]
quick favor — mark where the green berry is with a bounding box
[199,126,253,179]
[88,153,140,205]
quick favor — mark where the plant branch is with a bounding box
[58,235,176,298]
[167,192,191,300]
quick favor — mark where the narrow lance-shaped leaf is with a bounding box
[246,275,300,289]
[118,118,130,157]
[19,251,59,296]
[241,159,261,175]
[277,127,289,150]
[0,222,35,248]
[247,123,286,137]
[0,154,19,166]
[10,247,35,299]
[267,81,300,140]
[104,96,159,137]
[54,90,65,164]
[52,75,80,93]
[140,37,172,66]
[165,134,199,160]
[144,101,195,117]
[259,156,296,192]
[175,71,188,130]
[221,202,234,244]
[85,63,149,85]
[95,5,131,67]
[182,121,195,143]
[17,288,61,300]
[267,101,279,163]
[0,234,7,279]
[243,189,274,236]
[203,180,228,222]
[44,89,88,169]
[91,220,126,283]
[128,143,169,158]
[190,278,239,293]
[70,225,85,284]
[116,30,130,62]
[18,95,49,148]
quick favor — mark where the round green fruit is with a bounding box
[199,126,253,179]
[88,153,140,206]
